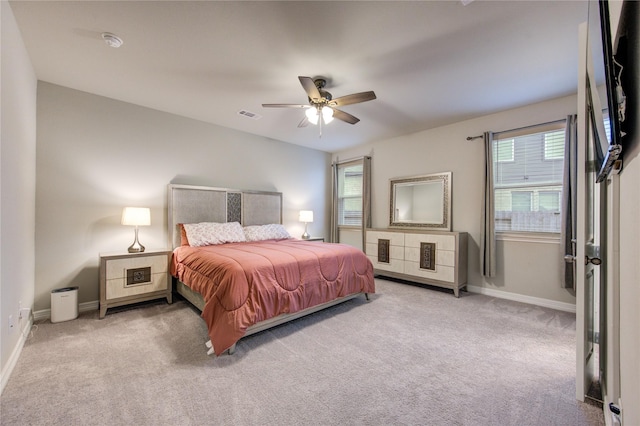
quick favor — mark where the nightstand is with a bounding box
[99,249,172,318]
[305,237,325,242]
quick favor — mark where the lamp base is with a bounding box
[127,244,145,253]
[301,222,311,240]
[127,227,146,253]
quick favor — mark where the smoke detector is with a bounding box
[101,32,123,48]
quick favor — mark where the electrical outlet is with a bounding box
[8,314,15,334]
[19,307,31,320]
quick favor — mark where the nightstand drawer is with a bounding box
[105,254,168,279]
[106,273,168,299]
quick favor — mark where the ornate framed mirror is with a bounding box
[389,172,451,230]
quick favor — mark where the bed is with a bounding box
[168,184,375,355]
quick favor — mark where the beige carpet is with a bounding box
[1,278,604,425]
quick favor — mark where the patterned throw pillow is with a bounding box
[182,222,246,247]
[243,224,291,241]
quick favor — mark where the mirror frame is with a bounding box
[389,172,451,230]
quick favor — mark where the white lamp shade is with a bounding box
[305,107,319,125]
[121,207,151,226]
[299,210,313,223]
[299,210,314,223]
[321,106,334,124]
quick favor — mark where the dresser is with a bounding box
[365,229,468,297]
[99,249,172,318]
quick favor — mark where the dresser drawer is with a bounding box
[368,255,404,274]
[405,246,455,267]
[404,233,456,251]
[404,260,455,283]
[366,230,405,246]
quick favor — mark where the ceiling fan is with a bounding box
[262,76,376,135]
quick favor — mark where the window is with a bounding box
[511,191,532,212]
[544,131,565,160]
[337,161,363,226]
[539,191,561,211]
[603,114,611,143]
[493,121,566,233]
[495,139,514,162]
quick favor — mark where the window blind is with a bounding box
[337,161,363,226]
[493,121,566,233]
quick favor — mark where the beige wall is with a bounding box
[0,2,38,390]
[334,95,579,307]
[34,83,331,311]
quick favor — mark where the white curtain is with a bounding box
[480,131,497,277]
[561,115,578,289]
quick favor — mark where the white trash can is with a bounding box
[51,287,79,323]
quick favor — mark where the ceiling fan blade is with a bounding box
[298,116,310,128]
[331,108,360,125]
[262,103,309,108]
[330,91,377,107]
[298,76,322,102]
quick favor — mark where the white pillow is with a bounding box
[243,224,291,242]
[183,222,246,247]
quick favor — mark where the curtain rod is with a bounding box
[495,118,566,136]
[332,155,371,165]
[466,118,566,141]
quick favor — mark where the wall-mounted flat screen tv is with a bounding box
[588,0,626,183]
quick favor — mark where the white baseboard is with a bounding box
[33,300,99,321]
[1,316,34,395]
[466,285,576,313]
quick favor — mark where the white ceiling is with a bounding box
[9,0,588,153]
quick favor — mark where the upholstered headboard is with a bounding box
[167,184,283,249]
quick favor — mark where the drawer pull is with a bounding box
[126,266,151,286]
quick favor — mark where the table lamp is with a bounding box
[299,210,313,240]
[121,207,151,253]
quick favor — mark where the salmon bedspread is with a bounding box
[171,239,375,355]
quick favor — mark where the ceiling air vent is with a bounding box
[238,110,262,120]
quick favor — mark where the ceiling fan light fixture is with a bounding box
[305,106,333,126]
[305,107,319,125]
[322,106,334,124]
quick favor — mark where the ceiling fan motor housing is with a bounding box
[316,90,332,103]
[313,78,327,89]
[308,79,331,104]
